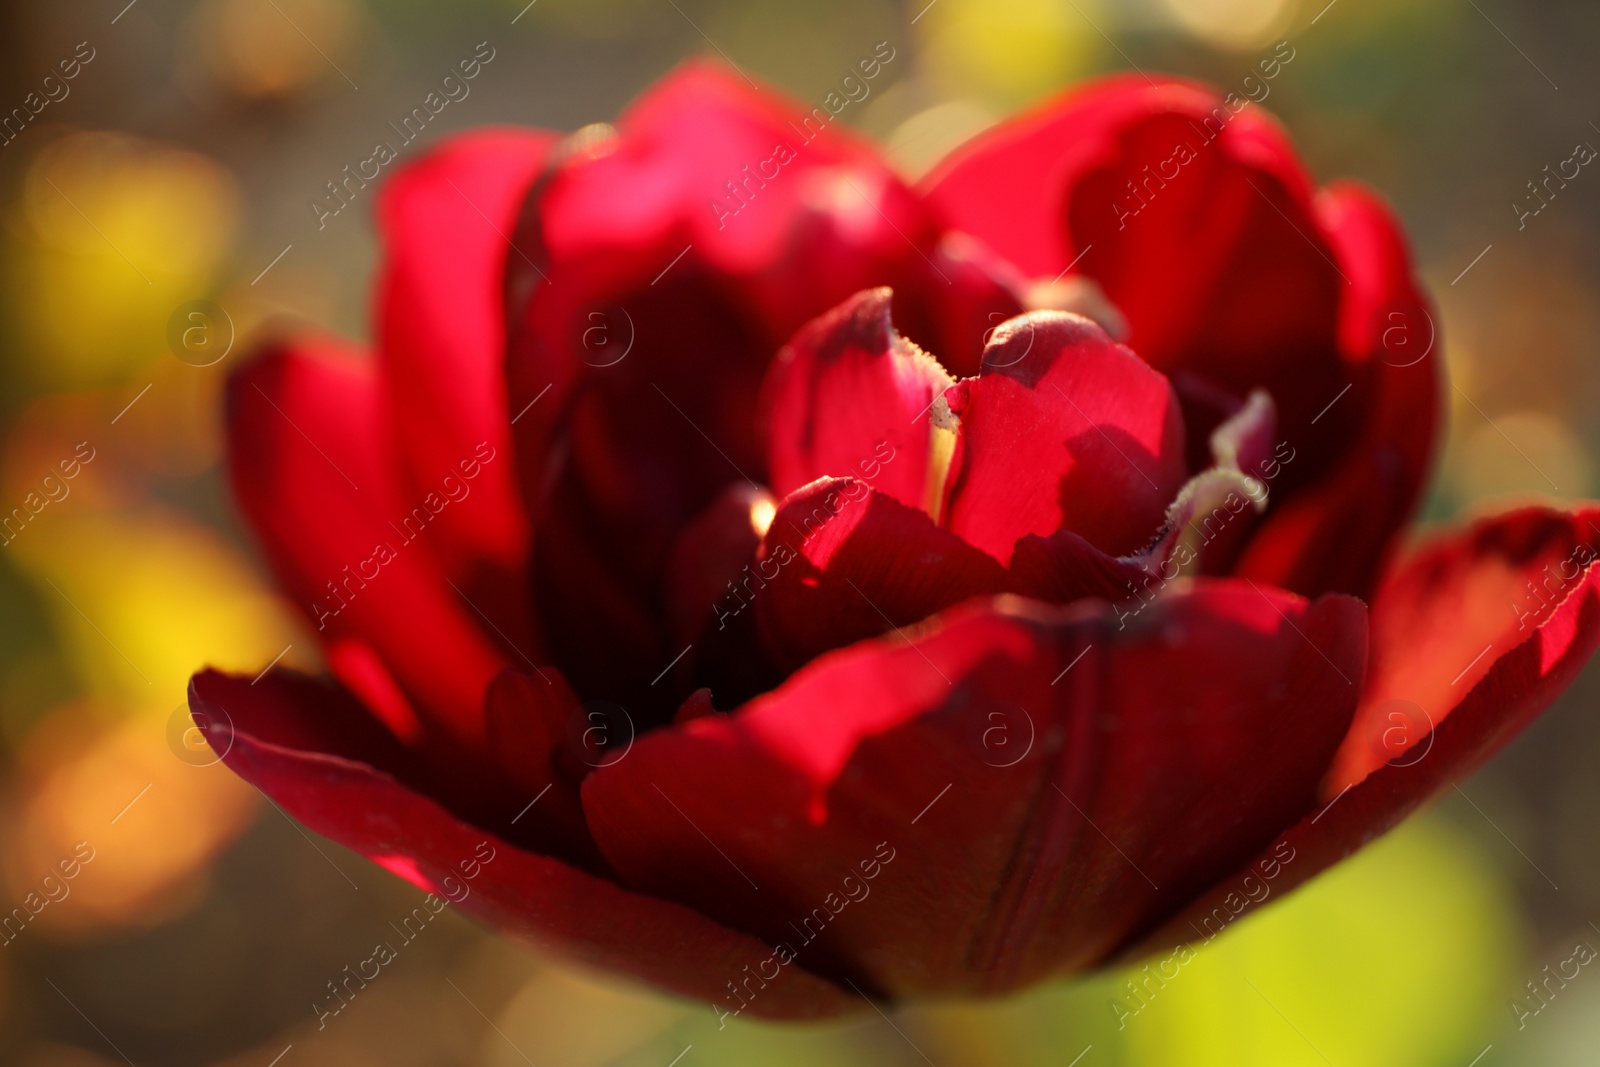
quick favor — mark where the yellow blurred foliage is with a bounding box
[0,499,304,931]
[488,962,686,1067]
[917,0,1102,107]
[1159,0,1298,51]
[9,506,301,711]
[7,131,239,388]
[885,99,1000,180]
[1122,815,1515,1066]
[1447,409,1592,506]
[903,814,1513,1066]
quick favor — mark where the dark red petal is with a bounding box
[1010,467,1265,606]
[189,662,498,841]
[505,62,999,525]
[483,669,608,866]
[924,232,1034,379]
[504,65,1017,715]
[665,483,775,647]
[227,339,509,748]
[763,288,953,512]
[525,271,770,713]
[941,313,1186,562]
[518,62,1013,368]
[1009,528,1166,605]
[1233,183,1442,599]
[922,73,1191,278]
[1121,507,1600,962]
[190,666,418,776]
[581,583,1364,997]
[1010,392,1275,604]
[376,129,553,632]
[924,76,1350,502]
[189,670,859,1020]
[753,477,1011,671]
[1327,506,1600,792]
[662,484,785,709]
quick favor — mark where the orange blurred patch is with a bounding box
[181,0,367,102]
[5,702,256,935]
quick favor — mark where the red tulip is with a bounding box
[191,64,1600,1019]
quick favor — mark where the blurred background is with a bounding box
[0,0,1596,1063]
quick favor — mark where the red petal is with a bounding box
[924,76,1351,505]
[665,483,776,646]
[752,477,1011,671]
[505,62,1007,515]
[524,274,770,712]
[1233,183,1441,598]
[1010,467,1266,606]
[519,62,1014,368]
[922,73,1189,277]
[189,670,859,1019]
[376,129,554,620]
[1327,506,1600,792]
[226,339,509,748]
[191,666,418,776]
[581,583,1364,997]
[1008,527,1168,605]
[924,232,1033,379]
[763,288,953,512]
[1009,392,1275,604]
[504,65,1017,711]
[1121,507,1600,962]
[482,669,609,866]
[941,313,1187,562]
[662,484,785,709]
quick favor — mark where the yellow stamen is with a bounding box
[925,394,960,524]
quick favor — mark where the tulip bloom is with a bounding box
[191,65,1600,1018]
